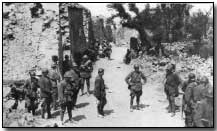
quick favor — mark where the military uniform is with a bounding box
[38,70,52,119]
[23,77,39,115]
[193,90,213,127]
[94,69,107,116]
[125,65,146,111]
[181,78,197,127]
[65,69,80,108]
[58,72,75,123]
[49,68,61,110]
[164,65,181,116]
[80,55,93,95]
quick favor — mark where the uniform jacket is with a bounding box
[193,99,213,127]
[80,59,93,78]
[125,71,146,91]
[38,76,52,98]
[58,80,74,102]
[49,69,61,88]
[94,76,106,98]
[23,78,39,98]
[165,72,182,96]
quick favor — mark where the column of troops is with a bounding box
[5,42,213,127]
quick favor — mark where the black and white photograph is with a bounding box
[2,2,214,127]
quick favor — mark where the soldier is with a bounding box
[193,89,213,127]
[80,55,93,96]
[49,64,61,110]
[94,68,107,117]
[65,63,80,110]
[191,76,211,109]
[164,64,182,117]
[63,55,72,75]
[58,72,75,125]
[103,42,112,60]
[181,73,197,127]
[125,64,147,112]
[38,68,52,119]
[23,71,40,116]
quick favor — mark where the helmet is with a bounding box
[64,72,72,78]
[200,76,209,84]
[35,70,42,76]
[29,71,36,77]
[65,55,69,59]
[166,64,173,71]
[98,68,104,73]
[83,55,88,59]
[42,68,49,74]
[188,73,196,80]
[134,64,140,69]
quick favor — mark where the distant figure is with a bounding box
[164,64,182,117]
[49,64,61,110]
[38,68,52,119]
[94,68,107,117]
[125,64,147,112]
[80,55,93,96]
[124,49,131,64]
[58,72,74,125]
[63,55,72,75]
[23,71,39,115]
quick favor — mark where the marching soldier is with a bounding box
[63,55,72,75]
[58,72,75,125]
[49,64,61,110]
[125,64,147,112]
[23,71,40,116]
[181,73,197,127]
[94,68,107,117]
[38,68,52,119]
[193,89,213,127]
[65,62,80,110]
[164,64,182,117]
[80,55,93,96]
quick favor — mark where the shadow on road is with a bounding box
[132,104,150,109]
[73,115,86,121]
[104,109,114,116]
[76,102,90,109]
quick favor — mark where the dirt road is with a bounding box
[3,45,185,127]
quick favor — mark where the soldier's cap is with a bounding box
[134,64,140,69]
[200,76,209,83]
[35,70,42,76]
[166,64,174,71]
[64,72,72,78]
[42,68,49,73]
[98,68,104,73]
[188,73,196,80]
[83,55,88,59]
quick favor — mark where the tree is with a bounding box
[107,3,191,52]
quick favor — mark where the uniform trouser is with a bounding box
[52,87,58,110]
[80,77,90,93]
[130,90,142,107]
[168,95,175,113]
[25,98,36,115]
[96,96,107,115]
[72,89,79,107]
[184,112,193,127]
[60,101,73,121]
[41,97,51,118]
[12,99,19,110]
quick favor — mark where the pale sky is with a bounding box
[42,3,213,17]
